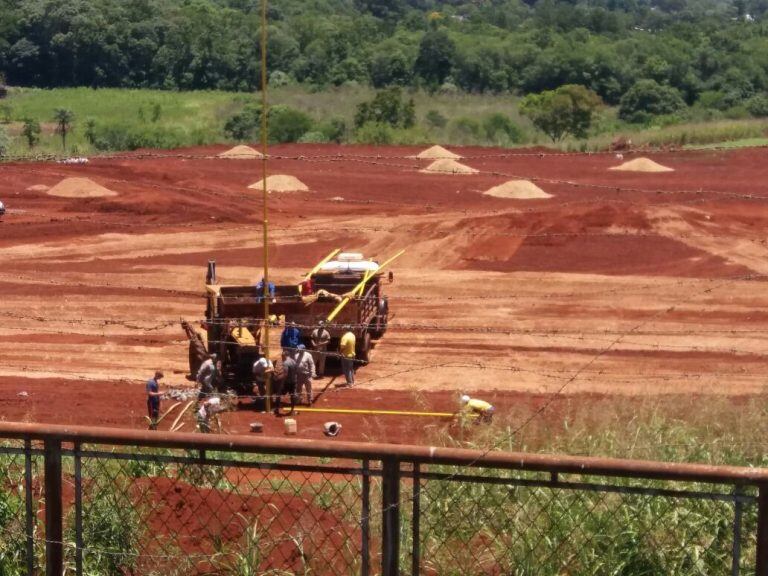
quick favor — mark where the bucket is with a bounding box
[284,418,297,435]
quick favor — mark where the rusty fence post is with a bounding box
[756,483,768,576]
[44,439,63,576]
[412,463,421,576]
[24,439,35,576]
[381,457,401,576]
[74,443,83,576]
[362,459,370,576]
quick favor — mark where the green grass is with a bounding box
[684,136,768,149]
[0,86,254,156]
[2,85,768,156]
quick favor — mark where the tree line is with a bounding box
[2,0,768,126]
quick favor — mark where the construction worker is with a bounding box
[255,277,276,302]
[252,355,274,401]
[281,321,301,354]
[340,326,356,387]
[310,320,331,377]
[274,350,298,415]
[146,370,164,431]
[295,344,316,405]
[197,396,222,433]
[459,395,495,424]
[196,353,218,400]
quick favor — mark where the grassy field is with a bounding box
[1,85,767,157]
[0,87,248,156]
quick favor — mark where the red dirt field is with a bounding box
[2,144,768,444]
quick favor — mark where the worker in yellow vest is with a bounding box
[460,395,495,423]
[339,327,356,387]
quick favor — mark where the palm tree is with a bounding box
[53,108,74,150]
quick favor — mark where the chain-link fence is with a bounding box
[0,423,766,576]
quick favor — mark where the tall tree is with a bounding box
[413,29,456,89]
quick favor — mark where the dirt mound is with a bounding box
[483,180,552,199]
[26,184,50,192]
[218,145,263,159]
[420,159,478,175]
[416,145,462,160]
[46,178,118,198]
[609,157,674,173]
[248,175,309,192]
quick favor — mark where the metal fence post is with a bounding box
[74,443,83,576]
[756,483,768,576]
[362,460,370,576]
[412,463,421,576]
[44,439,63,576]
[381,457,401,576]
[24,439,35,576]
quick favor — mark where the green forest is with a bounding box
[1,0,768,152]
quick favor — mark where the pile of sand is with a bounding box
[483,180,552,199]
[248,175,309,193]
[420,159,478,175]
[26,184,50,192]
[416,145,462,160]
[609,157,674,173]
[47,178,118,198]
[218,145,264,159]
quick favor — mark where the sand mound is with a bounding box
[218,145,263,159]
[47,178,118,198]
[483,180,552,199]
[248,175,309,193]
[26,184,50,192]
[420,159,478,175]
[416,145,462,160]
[609,157,673,173]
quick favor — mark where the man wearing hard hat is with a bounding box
[459,395,495,424]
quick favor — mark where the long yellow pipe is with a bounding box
[294,407,455,418]
[303,248,342,282]
[326,249,406,322]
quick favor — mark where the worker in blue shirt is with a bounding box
[281,321,302,353]
[146,371,164,430]
[256,277,276,302]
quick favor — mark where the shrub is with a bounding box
[619,80,686,123]
[520,84,603,142]
[224,104,314,143]
[298,130,328,143]
[482,113,524,145]
[354,121,394,144]
[746,94,768,118]
[319,118,347,143]
[450,116,482,143]
[0,104,12,124]
[91,122,187,151]
[269,106,313,142]
[21,118,41,149]
[0,126,9,157]
[354,87,415,129]
[425,109,447,128]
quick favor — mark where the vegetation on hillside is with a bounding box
[2,0,768,153]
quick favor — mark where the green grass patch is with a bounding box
[0,87,254,156]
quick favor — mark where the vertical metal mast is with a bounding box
[260,0,271,412]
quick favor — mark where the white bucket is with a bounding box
[284,418,297,435]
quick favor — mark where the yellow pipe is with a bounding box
[293,407,455,418]
[303,248,342,282]
[326,249,406,322]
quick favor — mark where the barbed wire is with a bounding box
[3,149,768,208]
